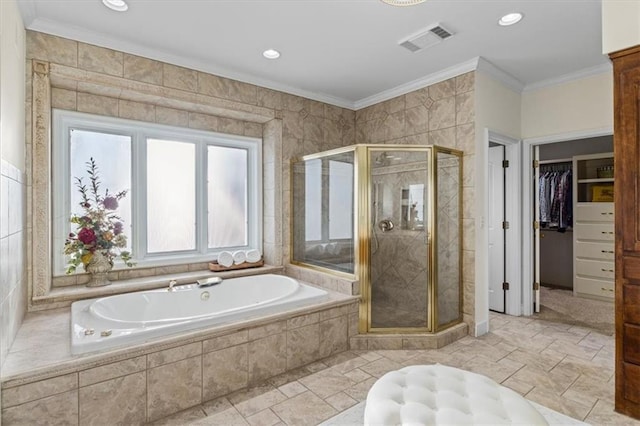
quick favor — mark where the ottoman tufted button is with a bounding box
[364,365,548,426]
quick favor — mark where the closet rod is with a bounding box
[539,158,572,165]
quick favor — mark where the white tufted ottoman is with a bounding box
[364,365,548,425]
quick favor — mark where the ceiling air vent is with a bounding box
[399,24,454,52]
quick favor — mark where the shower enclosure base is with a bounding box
[348,322,468,350]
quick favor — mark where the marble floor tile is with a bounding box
[148,312,638,426]
[525,387,593,421]
[270,391,337,426]
[151,406,207,426]
[584,399,640,426]
[298,368,357,399]
[462,355,524,384]
[324,391,358,412]
[342,367,372,383]
[201,396,234,416]
[277,381,307,398]
[194,406,250,426]
[246,408,282,426]
[228,384,288,418]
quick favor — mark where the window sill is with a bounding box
[32,264,284,310]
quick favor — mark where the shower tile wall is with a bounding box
[370,164,429,328]
[356,73,475,329]
[436,155,461,326]
[0,160,27,367]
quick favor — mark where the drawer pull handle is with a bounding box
[601,268,614,272]
[601,250,614,254]
[601,287,614,292]
[601,231,614,235]
[600,212,614,215]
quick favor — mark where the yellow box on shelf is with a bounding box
[592,185,614,202]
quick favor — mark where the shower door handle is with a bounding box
[378,219,394,232]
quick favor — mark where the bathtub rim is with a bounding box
[2,284,358,387]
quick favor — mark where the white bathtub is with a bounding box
[71,274,328,354]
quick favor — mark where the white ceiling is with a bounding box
[17,0,610,109]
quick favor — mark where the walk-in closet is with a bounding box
[535,135,614,334]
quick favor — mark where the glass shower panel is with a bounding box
[370,150,430,329]
[292,151,355,274]
[436,150,462,327]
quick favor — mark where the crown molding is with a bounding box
[16,0,38,27]
[475,57,525,93]
[353,57,481,110]
[25,17,355,109]
[522,62,612,93]
[21,16,614,113]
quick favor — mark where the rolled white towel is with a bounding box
[232,250,246,264]
[246,249,261,263]
[218,251,233,268]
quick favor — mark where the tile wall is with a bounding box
[0,160,27,367]
[25,31,355,299]
[25,31,476,330]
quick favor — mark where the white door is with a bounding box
[533,146,541,313]
[488,145,505,312]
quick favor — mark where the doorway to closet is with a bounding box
[531,134,614,334]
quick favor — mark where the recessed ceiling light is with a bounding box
[498,12,523,26]
[263,49,281,59]
[381,0,427,6]
[102,0,128,12]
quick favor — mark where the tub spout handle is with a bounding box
[168,279,178,292]
[197,276,223,287]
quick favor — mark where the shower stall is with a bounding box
[291,144,462,334]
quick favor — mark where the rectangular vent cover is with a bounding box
[399,24,454,52]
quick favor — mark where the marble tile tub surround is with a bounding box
[147,313,632,426]
[1,288,358,424]
[25,30,355,307]
[0,160,27,371]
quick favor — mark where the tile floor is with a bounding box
[152,313,639,426]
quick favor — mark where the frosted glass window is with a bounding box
[329,160,353,239]
[53,110,261,274]
[147,139,196,253]
[305,159,322,241]
[69,129,132,251]
[208,146,248,248]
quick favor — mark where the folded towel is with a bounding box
[217,251,234,268]
[232,250,246,264]
[246,249,261,263]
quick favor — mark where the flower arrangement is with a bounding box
[64,158,133,274]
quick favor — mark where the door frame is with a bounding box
[484,130,521,316]
[521,127,613,316]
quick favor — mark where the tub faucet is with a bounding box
[197,276,223,287]
[168,279,177,292]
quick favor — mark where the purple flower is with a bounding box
[102,196,119,210]
[77,228,96,245]
[113,221,123,235]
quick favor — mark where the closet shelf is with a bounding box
[578,178,614,184]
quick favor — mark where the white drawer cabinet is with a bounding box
[574,223,614,241]
[572,154,614,301]
[575,241,615,261]
[574,277,615,299]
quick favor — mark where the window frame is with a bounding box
[52,109,262,276]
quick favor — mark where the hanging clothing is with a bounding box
[539,168,572,231]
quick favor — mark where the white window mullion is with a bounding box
[249,144,262,250]
[196,140,208,255]
[135,132,148,261]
